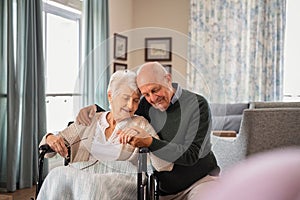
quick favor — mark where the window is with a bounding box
[43,0,82,132]
[284,1,300,101]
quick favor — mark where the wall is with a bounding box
[109,0,189,87]
[109,0,133,72]
[109,0,133,33]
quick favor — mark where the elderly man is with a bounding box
[77,62,219,199]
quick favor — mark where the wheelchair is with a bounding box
[36,144,159,200]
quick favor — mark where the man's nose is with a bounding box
[149,93,157,103]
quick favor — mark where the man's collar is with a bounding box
[171,83,182,104]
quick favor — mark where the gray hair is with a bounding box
[107,70,140,97]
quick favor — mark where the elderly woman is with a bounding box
[37,70,172,200]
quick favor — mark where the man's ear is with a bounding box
[165,73,172,85]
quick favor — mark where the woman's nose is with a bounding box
[127,100,133,109]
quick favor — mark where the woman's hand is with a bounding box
[46,134,68,158]
[76,104,97,126]
[118,126,153,147]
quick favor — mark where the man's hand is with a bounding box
[76,104,97,126]
[118,126,153,147]
[46,134,68,158]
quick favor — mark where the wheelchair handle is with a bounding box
[139,147,150,154]
[39,144,55,153]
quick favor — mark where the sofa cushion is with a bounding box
[212,115,242,133]
[210,103,249,133]
[210,103,249,116]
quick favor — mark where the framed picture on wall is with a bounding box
[114,33,128,60]
[163,64,172,74]
[113,62,127,72]
[145,37,172,61]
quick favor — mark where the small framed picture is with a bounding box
[114,33,128,60]
[163,64,172,74]
[113,62,127,72]
[145,37,172,61]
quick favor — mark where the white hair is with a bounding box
[107,70,140,97]
[137,61,168,76]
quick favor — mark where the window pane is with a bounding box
[46,96,75,132]
[284,1,300,101]
[46,13,79,93]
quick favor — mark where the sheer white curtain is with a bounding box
[188,0,286,103]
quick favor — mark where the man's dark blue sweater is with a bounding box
[134,87,219,195]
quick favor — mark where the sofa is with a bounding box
[249,101,300,109]
[211,102,300,173]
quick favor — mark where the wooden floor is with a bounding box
[0,185,36,200]
[0,158,63,200]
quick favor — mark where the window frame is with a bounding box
[42,1,82,132]
[43,1,82,97]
